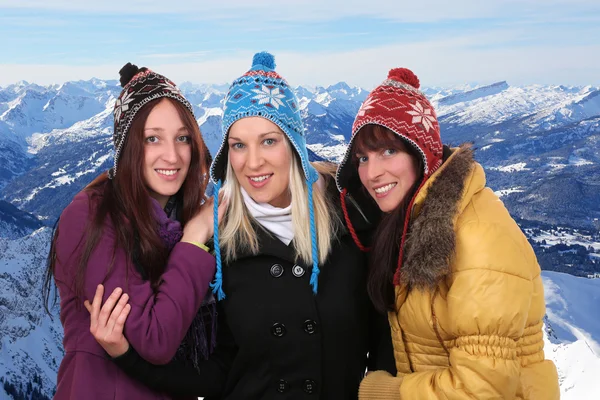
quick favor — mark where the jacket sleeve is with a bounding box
[112,303,236,397]
[57,193,216,365]
[360,220,544,399]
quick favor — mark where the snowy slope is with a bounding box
[433,83,595,128]
[542,271,600,399]
[0,229,63,400]
[0,137,32,190]
[197,106,225,156]
[0,200,43,239]
[0,79,117,143]
[437,81,509,107]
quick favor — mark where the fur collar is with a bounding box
[398,145,476,290]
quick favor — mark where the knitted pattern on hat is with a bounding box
[209,52,320,300]
[109,63,195,178]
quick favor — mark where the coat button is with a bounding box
[303,379,316,394]
[292,264,305,277]
[276,379,290,393]
[271,322,287,337]
[270,264,284,278]
[303,319,317,335]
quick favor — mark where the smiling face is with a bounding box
[142,99,192,207]
[353,126,421,213]
[227,117,292,208]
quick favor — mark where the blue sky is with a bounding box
[1,0,599,88]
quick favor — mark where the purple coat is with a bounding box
[53,191,215,399]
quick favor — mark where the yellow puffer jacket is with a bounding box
[359,146,559,399]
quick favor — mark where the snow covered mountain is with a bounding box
[432,83,600,230]
[0,77,599,398]
[0,134,32,191]
[543,271,600,399]
[1,229,63,400]
[0,200,42,239]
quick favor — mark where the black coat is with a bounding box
[113,180,395,399]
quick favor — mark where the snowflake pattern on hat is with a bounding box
[114,89,136,123]
[406,100,437,133]
[251,85,286,109]
[357,97,376,117]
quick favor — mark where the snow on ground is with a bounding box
[528,228,600,252]
[568,155,594,166]
[307,143,347,163]
[542,271,600,399]
[494,187,525,197]
[489,162,531,172]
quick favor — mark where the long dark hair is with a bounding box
[352,125,424,313]
[43,97,211,314]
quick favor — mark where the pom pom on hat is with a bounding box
[252,51,276,70]
[388,68,420,89]
[119,62,141,87]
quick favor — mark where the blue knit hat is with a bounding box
[209,51,320,300]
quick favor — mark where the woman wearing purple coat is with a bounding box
[43,63,226,399]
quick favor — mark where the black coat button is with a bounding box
[271,322,286,337]
[303,379,316,394]
[270,264,284,278]
[303,319,317,335]
[292,264,305,277]
[277,379,290,393]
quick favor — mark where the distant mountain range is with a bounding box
[2,78,598,228]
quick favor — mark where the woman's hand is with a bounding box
[84,284,131,358]
[182,192,229,245]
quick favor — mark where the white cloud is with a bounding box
[1,34,599,88]
[139,51,213,59]
[1,0,598,22]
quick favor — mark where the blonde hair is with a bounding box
[219,140,340,266]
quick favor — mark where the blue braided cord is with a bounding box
[307,182,320,294]
[209,180,226,301]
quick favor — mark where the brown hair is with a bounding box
[352,124,415,158]
[351,125,424,313]
[43,98,210,313]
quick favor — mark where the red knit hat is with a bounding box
[336,67,443,193]
[335,68,444,283]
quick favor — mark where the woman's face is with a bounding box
[227,117,292,208]
[355,134,418,213]
[142,99,192,207]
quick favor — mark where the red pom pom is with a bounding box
[388,68,420,89]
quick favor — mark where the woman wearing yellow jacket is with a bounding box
[335,67,560,399]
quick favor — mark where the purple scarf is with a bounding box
[150,197,218,367]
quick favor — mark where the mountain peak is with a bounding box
[437,81,509,106]
[327,82,352,92]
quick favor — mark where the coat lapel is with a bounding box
[235,224,298,265]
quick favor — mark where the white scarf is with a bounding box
[241,187,294,245]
